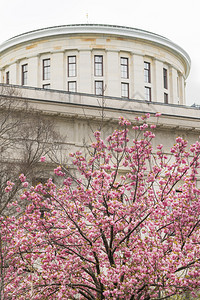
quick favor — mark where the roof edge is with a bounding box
[0,24,191,77]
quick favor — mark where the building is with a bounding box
[1,25,199,300]
[0,24,190,104]
[0,24,199,170]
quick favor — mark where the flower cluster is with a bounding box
[5,180,14,193]
[2,114,200,300]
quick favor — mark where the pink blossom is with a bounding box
[155,112,162,117]
[5,186,12,193]
[3,114,200,300]
[145,113,151,119]
[54,166,66,176]
[150,124,156,129]
[22,181,29,188]
[157,144,163,149]
[5,180,15,192]
[40,156,46,162]
[19,173,26,182]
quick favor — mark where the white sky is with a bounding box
[0,0,199,106]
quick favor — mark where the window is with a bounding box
[43,84,50,89]
[121,83,129,98]
[163,68,168,89]
[94,55,103,76]
[164,93,168,104]
[177,76,180,98]
[6,71,9,84]
[145,87,151,101]
[95,81,103,95]
[68,81,76,92]
[68,56,76,77]
[121,57,129,78]
[43,59,50,80]
[22,64,28,85]
[144,62,151,83]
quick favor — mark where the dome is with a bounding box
[0,24,191,104]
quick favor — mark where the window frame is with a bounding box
[121,82,129,99]
[177,76,180,98]
[95,80,104,96]
[43,58,50,80]
[68,56,76,77]
[6,71,9,84]
[94,55,103,77]
[22,64,28,86]
[163,68,168,89]
[164,92,168,104]
[43,84,50,89]
[68,81,77,92]
[144,62,151,83]
[145,86,151,101]
[121,57,129,79]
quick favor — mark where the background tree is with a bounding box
[2,114,200,299]
[0,86,63,299]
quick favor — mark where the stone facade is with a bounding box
[5,84,200,153]
[0,24,190,105]
[0,24,199,183]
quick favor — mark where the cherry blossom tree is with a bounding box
[2,114,200,299]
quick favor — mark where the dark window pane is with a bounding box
[43,59,50,80]
[145,87,151,101]
[68,81,76,92]
[121,57,128,78]
[6,71,9,84]
[144,62,151,83]
[43,84,50,89]
[163,68,168,89]
[95,81,103,95]
[164,92,168,103]
[94,55,103,76]
[121,83,129,98]
[22,64,28,85]
[68,56,76,77]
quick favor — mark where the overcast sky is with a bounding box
[1,0,199,106]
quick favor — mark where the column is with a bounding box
[106,51,120,97]
[27,56,39,87]
[51,52,64,90]
[153,60,163,103]
[132,54,145,100]
[10,62,18,85]
[169,67,179,104]
[79,51,92,94]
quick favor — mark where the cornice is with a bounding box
[0,24,191,77]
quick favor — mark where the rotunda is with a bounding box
[0,24,190,105]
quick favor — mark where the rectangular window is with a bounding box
[95,81,103,95]
[22,64,28,85]
[144,62,151,83]
[164,92,168,104]
[177,76,180,98]
[121,83,129,98]
[145,87,151,101]
[121,57,129,78]
[94,55,103,76]
[43,84,50,89]
[68,81,77,92]
[68,56,76,77]
[163,68,168,89]
[6,71,9,84]
[43,59,50,80]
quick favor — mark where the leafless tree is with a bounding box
[0,85,64,298]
